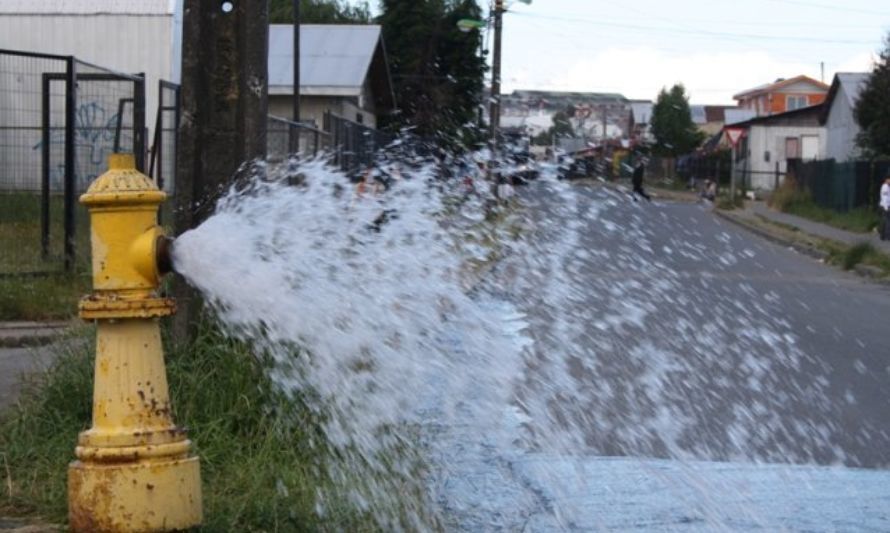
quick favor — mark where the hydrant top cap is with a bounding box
[80,153,165,206]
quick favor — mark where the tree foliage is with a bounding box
[269,0,371,24]
[649,84,704,157]
[854,34,890,158]
[378,0,487,143]
[532,110,575,146]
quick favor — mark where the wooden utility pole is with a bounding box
[489,0,504,147]
[174,0,269,339]
[730,146,737,203]
[601,106,607,142]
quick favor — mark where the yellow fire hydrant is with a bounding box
[68,154,202,532]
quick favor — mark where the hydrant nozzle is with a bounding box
[156,236,175,276]
[68,153,202,532]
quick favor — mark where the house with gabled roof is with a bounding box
[268,24,396,129]
[820,72,869,162]
[728,104,825,190]
[734,75,829,117]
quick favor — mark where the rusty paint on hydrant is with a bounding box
[68,154,202,532]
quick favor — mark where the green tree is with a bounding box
[378,0,487,142]
[532,111,575,145]
[855,34,890,158]
[649,84,704,157]
[269,0,371,24]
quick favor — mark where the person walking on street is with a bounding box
[631,159,652,202]
[880,175,890,240]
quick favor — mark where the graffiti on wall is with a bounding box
[32,101,133,191]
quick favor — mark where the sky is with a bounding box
[354,0,889,105]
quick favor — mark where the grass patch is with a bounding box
[654,178,690,192]
[0,323,416,531]
[769,181,880,233]
[824,241,890,274]
[716,194,745,210]
[754,214,800,234]
[738,214,890,277]
[0,274,89,321]
[0,193,90,275]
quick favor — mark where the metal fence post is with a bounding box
[41,73,51,259]
[134,73,146,172]
[63,56,77,271]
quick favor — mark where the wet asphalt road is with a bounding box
[493,182,890,469]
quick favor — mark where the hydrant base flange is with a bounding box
[68,456,201,533]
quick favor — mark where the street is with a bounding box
[431,181,890,530]
[501,182,890,468]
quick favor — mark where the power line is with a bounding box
[509,11,879,45]
[767,0,890,16]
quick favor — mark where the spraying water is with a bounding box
[172,151,890,530]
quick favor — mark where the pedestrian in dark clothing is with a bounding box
[880,175,890,240]
[631,160,652,202]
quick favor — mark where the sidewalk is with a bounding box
[0,322,74,410]
[738,201,890,254]
[0,321,71,348]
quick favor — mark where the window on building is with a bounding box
[785,137,800,159]
[786,95,808,111]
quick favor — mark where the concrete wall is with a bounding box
[825,83,860,163]
[743,124,826,190]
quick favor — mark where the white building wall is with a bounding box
[269,96,375,130]
[0,8,177,190]
[825,84,860,162]
[745,124,826,190]
[0,7,177,130]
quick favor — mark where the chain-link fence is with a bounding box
[324,111,393,176]
[267,115,329,162]
[0,49,145,275]
[0,50,68,275]
[2,49,398,276]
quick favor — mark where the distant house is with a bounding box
[734,75,829,117]
[501,90,630,140]
[268,24,395,129]
[691,105,739,137]
[627,100,653,142]
[729,105,825,190]
[820,72,869,162]
[724,108,757,126]
[697,106,755,152]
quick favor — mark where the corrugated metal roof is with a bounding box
[0,0,172,14]
[510,90,628,102]
[819,72,869,124]
[836,72,869,108]
[269,24,382,95]
[724,108,756,125]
